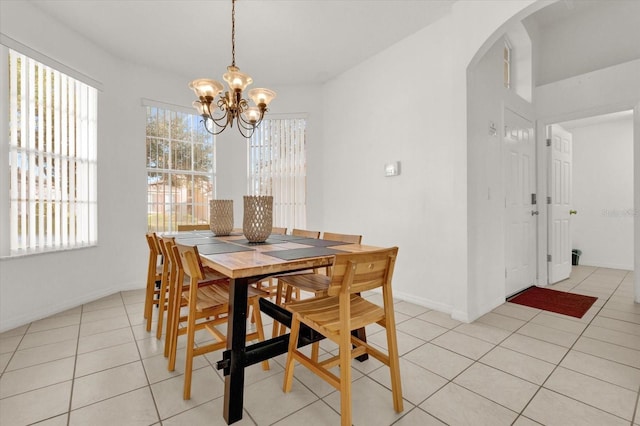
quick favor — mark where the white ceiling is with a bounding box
[29,0,456,86]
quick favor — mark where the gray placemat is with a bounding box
[231,238,288,246]
[197,243,255,255]
[174,237,224,245]
[288,238,352,247]
[262,247,347,260]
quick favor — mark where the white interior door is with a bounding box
[548,124,573,283]
[504,108,537,297]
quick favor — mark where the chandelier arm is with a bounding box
[201,117,231,136]
[237,123,255,139]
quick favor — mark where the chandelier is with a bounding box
[189,0,276,138]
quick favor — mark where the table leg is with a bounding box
[223,277,249,425]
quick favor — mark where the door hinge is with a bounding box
[546,138,551,147]
[531,193,537,205]
[547,254,552,262]
[547,196,552,204]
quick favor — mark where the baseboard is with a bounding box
[390,289,454,316]
[0,280,145,333]
[580,261,634,271]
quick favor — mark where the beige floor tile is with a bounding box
[142,349,209,384]
[394,408,447,425]
[560,350,640,391]
[72,361,149,409]
[592,316,640,336]
[403,343,473,380]
[544,367,637,421]
[416,310,462,329]
[599,308,640,325]
[367,329,426,356]
[453,322,512,344]
[0,334,22,355]
[82,294,124,312]
[516,322,579,348]
[420,382,517,425]
[512,416,544,425]
[492,303,540,321]
[0,352,11,372]
[604,299,640,314]
[163,398,255,426]
[75,341,141,378]
[369,357,447,405]
[28,313,82,333]
[77,327,134,354]
[69,387,159,426]
[0,381,71,426]
[323,376,409,426]
[81,305,128,323]
[573,336,640,368]
[475,312,526,332]
[79,314,131,337]
[35,413,69,425]
[583,324,640,350]
[272,400,340,426]
[244,371,319,425]
[136,335,172,359]
[393,301,430,317]
[396,318,448,342]
[0,324,29,339]
[524,388,628,426]
[454,363,539,412]
[6,339,77,371]
[18,324,79,350]
[480,346,555,385]
[431,330,494,360]
[0,356,75,398]
[529,312,588,334]
[150,366,224,420]
[500,333,568,364]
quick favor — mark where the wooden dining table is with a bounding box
[170,230,381,425]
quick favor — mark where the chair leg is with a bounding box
[144,278,155,331]
[183,307,196,400]
[282,316,300,393]
[156,283,167,340]
[311,341,320,362]
[386,324,403,412]
[339,324,352,426]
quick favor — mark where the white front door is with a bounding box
[504,108,537,297]
[548,124,573,284]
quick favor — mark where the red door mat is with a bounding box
[508,287,597,318]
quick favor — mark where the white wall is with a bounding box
[568,116,634,270]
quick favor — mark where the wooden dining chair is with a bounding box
[282,247,402,426]
[170,242,269,399]
[144,233,163,332]
[272,232,362,339]
[177,224,211,231]
[291,228,320,239]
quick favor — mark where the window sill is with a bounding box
[0,244,98,260]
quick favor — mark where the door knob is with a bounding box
[569,210,577,215]
[531,210,539,216]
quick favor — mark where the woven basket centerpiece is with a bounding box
[242,195,273,243]
[209,199,234,236]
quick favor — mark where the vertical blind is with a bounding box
[248,118,307,229]
[8,49,98,253]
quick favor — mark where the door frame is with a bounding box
[536,103,638,287]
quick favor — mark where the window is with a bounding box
[146,104,214,232]
[504,40,512,89]
[248,118,307,229]
[4,48,98,255]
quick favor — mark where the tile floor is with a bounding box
[1,265,639,425]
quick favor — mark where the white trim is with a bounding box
[0,45,9,256]
[141,98,195,116]
[0,33,103,91]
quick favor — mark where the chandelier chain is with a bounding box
[231,0,236,67]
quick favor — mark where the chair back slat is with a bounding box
[327,247,398,297]
[174,243,205,282]
[271,227,287,235]
[322,232,362,244]
[292,228,320,239]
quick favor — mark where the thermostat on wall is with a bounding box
[385,161,400,177]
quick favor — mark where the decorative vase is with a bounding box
[209,199,234,236]
[242,195,273,243]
